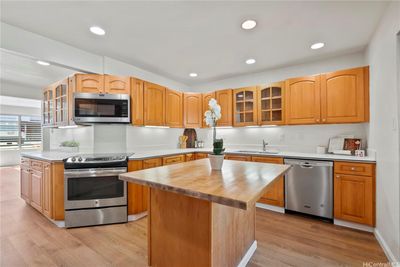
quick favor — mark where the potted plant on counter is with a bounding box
[204,98,225,170]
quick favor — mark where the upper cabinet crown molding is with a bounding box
[166,88,183,128]
[285,75,322,125]
[183,93,202,128]
[144,81,166,126]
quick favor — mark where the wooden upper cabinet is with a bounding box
[166,89,183,128]
[258,82,285,125]
[144,82,166,126]
[202,92,216,128]
[285,75,321,125]
[321,67,368,123]
[104,75,130,94]
[183,93,202,128]
[233,87,258,127]
[131,78,144,126]
[215,89,233,126]
[74,74,104,93]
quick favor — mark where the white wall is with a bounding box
[366,1,400,262]
[191,51,366,91]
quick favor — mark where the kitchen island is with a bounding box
[120,158,290,267]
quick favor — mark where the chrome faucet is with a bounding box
[262,140,268,151]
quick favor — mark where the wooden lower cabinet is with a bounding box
[225,154,251,161]
[334,161,375,226]
[143,158,162,169]
[185,153,194,161]
[30,169,43,212]
[162,155,185,165]
[20,164,31,202]
[252,156,285,207]
[195,153,208,160]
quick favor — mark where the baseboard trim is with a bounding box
[128,211,147,221]
[238,240,257,267]
[374,229,399,263]
[256,202,285,213]
[334,219,374,233]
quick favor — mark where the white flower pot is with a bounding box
[208,154,225,170]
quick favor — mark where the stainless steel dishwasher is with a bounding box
[284,159,333,219]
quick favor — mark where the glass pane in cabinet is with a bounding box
[61,85,67,95]
[261,88,270,98]
[43,113,48,124]
[245,91,253,100]
[43,91,48,101]
[261,99,270,110]
[272,87,281,97]
[235,113,244,123]
[245,112,253,122]
[49,90,53,98]
[49,100,53,109]
[56,99,61,110]
[63,109,68,122]
[56,111,61,122]
[236,102,244,112]
[272,98,281,109]
[49,113,53,124]
[272,110,282,121]
[261,111,271,122]
[236,92,244,101]
[245,101,253,111]
[56,87,60,97]
[43,102,47,112]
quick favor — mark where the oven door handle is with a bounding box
[64,168,127,178]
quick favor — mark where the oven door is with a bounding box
[73,93,130,123]
[64,167,127,210]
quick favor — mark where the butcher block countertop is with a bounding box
[119,158,291,210]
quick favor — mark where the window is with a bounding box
[0,115,42,150]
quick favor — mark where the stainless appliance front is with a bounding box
[64,166,127,228]
[73,93,130,123]
[284,159,333,219]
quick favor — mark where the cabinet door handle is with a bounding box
[322,118,326,122]
[316,119,320,122]
[351,167,355,171]
[336,175,340,178]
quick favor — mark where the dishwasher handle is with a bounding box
[284,159,333,168]
[300,163,314,168]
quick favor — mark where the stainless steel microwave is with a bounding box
[73,93,130,123]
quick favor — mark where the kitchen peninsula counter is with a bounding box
[120,159,291,266]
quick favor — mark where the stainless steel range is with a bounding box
[63,154,129,228]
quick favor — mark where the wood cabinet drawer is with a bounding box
[185,154,194,161]
[21,157,31,167]
[143,158,162,169]
[225,154,251,161]
[163,155,185,165]
[334,161,375,176]
[251,156,283,164]
[195,153,208,160]
[30,160,44,171]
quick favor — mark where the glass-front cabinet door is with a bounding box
[54,79,69,126]
[233,86,258,126]
[258,82,285,125]
[42,86,54,126]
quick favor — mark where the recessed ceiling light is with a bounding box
[189,73,198,77]
[311,42,325,50]
[241,20,257,30]
[90,26,106,36]
[246,58,256,65]
[36,60,50,66]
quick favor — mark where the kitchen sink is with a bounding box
[234,150,280,154]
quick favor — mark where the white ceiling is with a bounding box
[0,1,389,86]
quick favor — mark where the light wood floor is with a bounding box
[0,166,387,267]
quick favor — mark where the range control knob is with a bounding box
[78,157,83,162]
[71,157,76,162]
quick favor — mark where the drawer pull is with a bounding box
[351,167,355,171]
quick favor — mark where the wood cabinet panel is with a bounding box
[30,160,43,171]
[52,162,65,220]
[127,160,146,215]
[183,93,202,128]
[202,92,215,127]
[30,169,43,212]
[285,75,321,124]
[334,173,375,226]
[225,154,251,161]
[131,78,144,126]
[144,82,165,126]
[143,158,163,169]
[334,161,374,177]
[215,89,233,126]
[185,153,195,161]
[104,75,130,94]
[321,67,366,123]
[195,153,208,160]
[42,163,52,218]
[258,82,285,125]
[233,87,258,126]
[75,74,104,93]
[163,155,185,166]
[20,164,31,203]
[166,89,183,128]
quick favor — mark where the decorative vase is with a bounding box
[208,154,225,170]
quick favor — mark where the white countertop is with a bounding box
[21,148,376,163]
